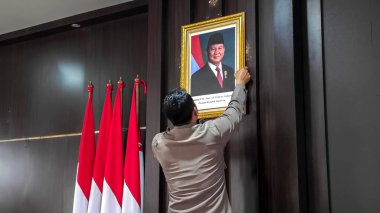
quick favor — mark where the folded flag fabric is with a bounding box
[88,82,113,213]
[73,83,96,213]
[101,80,125,213]
[122,80,147,213]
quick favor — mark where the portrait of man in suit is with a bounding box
[191,32,235,96]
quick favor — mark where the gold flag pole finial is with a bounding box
[106,80,113,91]
[118,76,124,113]
[87,81,94,97]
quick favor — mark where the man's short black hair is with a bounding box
[162,88,195,126]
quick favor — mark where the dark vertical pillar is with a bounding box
[304,0,330,212]
[145,0,163,212]
[224,1,259,213]
[165,0,191,91]
[162,0,191,211]
[323,0,380,212]
[258,0,302,212]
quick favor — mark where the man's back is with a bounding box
[153,121,231,213]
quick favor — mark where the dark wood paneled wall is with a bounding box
[0,0,353,212]
[144,0,163,212]
[323,0,380,212]
[0,9,148,213]
[161,2,191,210]
[258,0,305,211]
[0,137,79,212]
[304,0,330,212]
[223,1,259,213]
[0,13,148,138]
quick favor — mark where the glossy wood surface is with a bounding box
[304,0,330,212]
[224,1,259,212]
[323,0,380,212]
[0,14,148,140]
[161,0,191,212]
[0,10,148,213]
[0,137,78,213]
[144,0,164,212]
[258,0,303,211]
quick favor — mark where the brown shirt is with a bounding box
[152,85,247,213]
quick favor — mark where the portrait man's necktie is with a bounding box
[216,66,223,88]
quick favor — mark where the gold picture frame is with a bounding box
[181,12,245,119]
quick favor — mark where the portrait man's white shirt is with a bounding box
[208,62,224,80]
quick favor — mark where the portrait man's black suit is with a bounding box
[191,63,235,96]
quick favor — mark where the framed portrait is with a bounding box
[180,12,245,119]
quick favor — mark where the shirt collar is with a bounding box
[208,62,223,80]
[173,122,197,129]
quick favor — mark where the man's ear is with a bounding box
[191,107,198,123]
[194,107,199,118]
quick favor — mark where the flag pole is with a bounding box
[134,74,144,212]
[135,74,142,151]
[134,74,140,125]
[119,76,123,116]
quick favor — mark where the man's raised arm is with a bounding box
[211,67,252,145]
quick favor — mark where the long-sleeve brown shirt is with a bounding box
[152,85,247,213]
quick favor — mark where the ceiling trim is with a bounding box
[0,0,147,46]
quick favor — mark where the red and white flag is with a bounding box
[101,80,125,213]
[73,83,96,213]
[88,82,113,213]
[122,80,147,213]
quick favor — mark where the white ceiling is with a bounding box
[0,0,133,35]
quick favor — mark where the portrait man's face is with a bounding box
[208,44,225,66]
